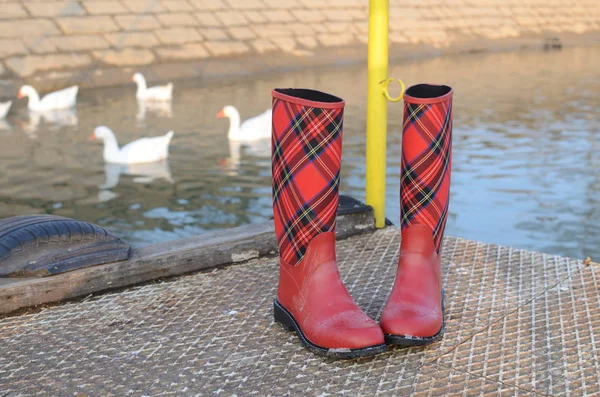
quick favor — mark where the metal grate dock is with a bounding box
[0,227,597,396]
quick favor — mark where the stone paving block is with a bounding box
[123,0,166,13]
[115,14,161,30]
[104,31,161,48]
[298,0,333,9]
[333,0,366,7]
[57,16,120,34]
[0,2,27,19]
[309,23,329,33]
[291,9,326,23]
[356,33,368,44]
[327,9,357,22]
[228,26,256,40]
[93,48,155,66]
[83,1,129,14]
[328,22,354,33]
[4,53,91,77]
[155,27,203,44]
[204,40,249,56]
[0,19,60,38]
[194,11,222,26]
[389,31,409,44]
[393,18,429,30]
[243,10,266,23]
[51,34,111,51]
[346,8,367,21]
[201,27,229,40]
[567,23,590,34]
[355,20,368,33]
[262,0,299,8]
[224,0,265,10]
[25,1,86,17]
[270,36,296,52]
[296,35,318,49]
[263,10,294,23]
[1,228,577,395]
[156,43,208,60]
[254,23,293,37]
[22,36,57,54]
[156,12,199,26]
[188,0,227,10]
[0,39,28,58]
[289,24,314,35]
[214,10,248,25]
[161,0,194,11]
[250,38,278,53]
[389,7,422,20]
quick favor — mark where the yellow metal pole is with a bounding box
[366,0,389,228]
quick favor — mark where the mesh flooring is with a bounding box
[0,228,596,396]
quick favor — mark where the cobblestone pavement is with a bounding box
[4,0,600,81]
[0,227,597,396]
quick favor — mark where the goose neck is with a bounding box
[101,133,121,161]
[136,78,147,97]
[227,110,242,139]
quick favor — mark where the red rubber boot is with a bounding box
[380,84,453,346]
[271,88,386,358]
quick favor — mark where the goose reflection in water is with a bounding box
[136,100,173,124]
[221,138,271,176]
[0,119,11,131]
[22,108,78,137]
[98,161,174,203]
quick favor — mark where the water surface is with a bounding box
[1,46,598,259]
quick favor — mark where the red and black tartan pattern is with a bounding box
[271,97,343,267]
[400,98,452,252]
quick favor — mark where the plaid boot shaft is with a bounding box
[271,89,344,267]
[400,84,453,252]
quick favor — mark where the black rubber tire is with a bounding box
[0,215,130,277]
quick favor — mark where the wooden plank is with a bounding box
[0,210,374,315]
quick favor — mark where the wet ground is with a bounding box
[0,45,598,259]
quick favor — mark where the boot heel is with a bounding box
[273,300,296,331]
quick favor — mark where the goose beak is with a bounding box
[216,109,225,118]
[17,92,22,99]
[88,133,96,141]
[131,77,135,82]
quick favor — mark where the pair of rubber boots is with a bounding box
[271,85,453,359]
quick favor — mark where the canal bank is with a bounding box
[1,0,600,95]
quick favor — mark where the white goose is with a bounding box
[90,126,174,164]
[18,85,78,111]
[0,101,12,119]
[133,73,173,101]
[217,106,271,141]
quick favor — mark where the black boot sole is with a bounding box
[273,299,387,359]
[384,291,445,347]
[384,324,444,346]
